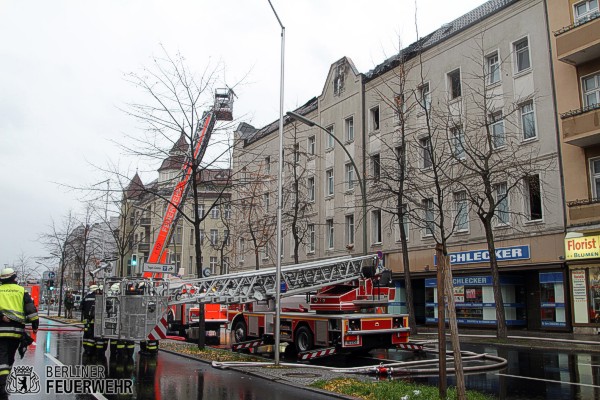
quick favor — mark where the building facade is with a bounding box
[547,0,600,333]
[233,0,572,331]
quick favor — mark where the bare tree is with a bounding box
[282,123,315,263]
[39,211,77,317]
[10,252,41,283]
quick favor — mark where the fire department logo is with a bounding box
[6,365,41,394]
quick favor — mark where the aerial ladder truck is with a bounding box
[95,254,412,359]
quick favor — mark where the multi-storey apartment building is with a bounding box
[122,134,232,279]
[233,0,570,331]
[547,0,600,333]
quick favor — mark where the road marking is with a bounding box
[497,373,600,389]
[580,363,600,367]
[44,353,108,400]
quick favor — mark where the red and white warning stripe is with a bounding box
[396,343,424,351]
[231,339,264,351]
[298,347,337,360]
[147,315,169,340]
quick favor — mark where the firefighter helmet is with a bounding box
[89,285,99,292]
[0,268,17,281]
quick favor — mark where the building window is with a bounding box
[393,204,409,242]
[370,105,380,131]
[210,256,218,274]
[395,146,405,178]
[451,126,465,159]
[423,198,434,237]
[326,168,334,196]
[371,154,381,181]
[419,83,431,111]
[211,207,220,219]
[326,219,334,249]
[239,238,245,262]
[454,191,469,232]
[308,224,315,253]
[199,229,205,245]
[345,163,354,191]
[490,112,505,149]
[224,203,232,219]
[486,51,500,85]
[345,214,355,246]
[494,182,509,225]
[308,135,316,155]
[223,230,230,246]
[189,256,193,270]
[345,117,354,142]
[308,177,315,201]
[210,229,219,245]
[574,0,599,23]
[591,158,600,199]
[326,125,335,149]
[265,156,271,174]
[174,226,183,245]
[448,69,462,99]
[582,72,600,108]
[264,193,270,212]
[197,204,205,218]
[524,174,543,221]
[294,143,300,164]
[520,101,537,140]
[190,229,194,245]
[513,37,531,73]
[371,209,382,244]
[420,137,432,169]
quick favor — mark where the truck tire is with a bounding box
[294,326,314,353]
[232,320,247,343]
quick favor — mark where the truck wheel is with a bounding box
[233,320,247,343]
[294,326,314,353]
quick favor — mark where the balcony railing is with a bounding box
[140,217,151,226]
[137,243,150,252]
[561,104,600,147]
[554,12,600,65]
[568,197,600,226]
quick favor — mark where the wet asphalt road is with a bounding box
[12,319,336,400]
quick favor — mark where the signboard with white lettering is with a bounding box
[143,263,176,274]
[434,245,530,266]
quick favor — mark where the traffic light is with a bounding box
[131,254,138,267]
[48,280,55,291]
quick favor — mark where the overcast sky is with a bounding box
[0,0,488,267]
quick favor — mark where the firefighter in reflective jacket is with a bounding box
[0,268,38,400]
[81,285,99,356]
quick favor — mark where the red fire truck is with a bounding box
[227,262,409,355]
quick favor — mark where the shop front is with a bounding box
[425,275,527,326]
[387,236,568,331]
[566,234,600,333]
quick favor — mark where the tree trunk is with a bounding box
[440,250,466,400]
[483,220,507,339]
[435,244,447,399]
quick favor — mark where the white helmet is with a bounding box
[110,283,120,293]
[89,285,99,292]
[0,268,16,280]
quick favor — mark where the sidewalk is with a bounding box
[411,325,600,353]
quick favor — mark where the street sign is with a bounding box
[143,263,176,274]
[48,272,56,279]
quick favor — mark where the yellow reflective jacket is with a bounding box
[0,283,39,339]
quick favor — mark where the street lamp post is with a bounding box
[268,0,285,366]
[286,111,368,255]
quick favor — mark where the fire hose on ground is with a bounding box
[211,349,507,377]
